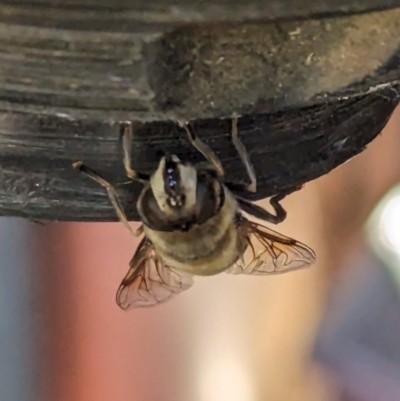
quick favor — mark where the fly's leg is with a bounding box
[178,121,225,178]
[267,192,288,223]
[231,112,257,193]
[72,161,142,237]
[267,184,305,223]
[227,114,304,224]
[235,184,305,224]
[73,121,149,237]
[235,192,288,224]
[120,121,150,183]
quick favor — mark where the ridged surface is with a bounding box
[0,2,398,221]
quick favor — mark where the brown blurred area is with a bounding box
[33,107,400,401]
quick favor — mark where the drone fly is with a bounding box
[73,114,315,309]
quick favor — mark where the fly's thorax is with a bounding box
[142,187,246,276]
[136,155,224,232]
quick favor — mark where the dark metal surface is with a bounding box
[0,2,399,222]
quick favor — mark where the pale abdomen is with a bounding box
[160,224,247,276]
[143,188,248,275]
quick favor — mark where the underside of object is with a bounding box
[0,1,398,221]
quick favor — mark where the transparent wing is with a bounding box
[116,237,195,309]
[225,218,316,275]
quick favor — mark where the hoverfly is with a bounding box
[73,114,315,309]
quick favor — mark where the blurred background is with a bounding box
[1,107,400,401]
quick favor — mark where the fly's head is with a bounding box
[137,155,224,232]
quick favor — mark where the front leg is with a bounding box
[178,121,225,178]
[120,122,150,183]
[230,112,257,193]
[72,161,143,237]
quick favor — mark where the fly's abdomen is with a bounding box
[158,224,243,275]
